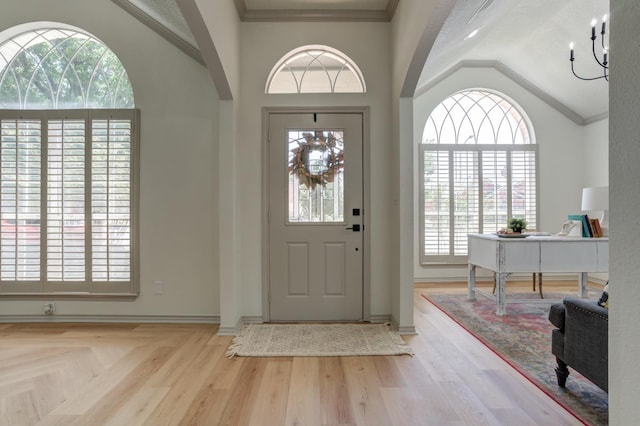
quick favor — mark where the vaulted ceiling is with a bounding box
[112,0,609,123]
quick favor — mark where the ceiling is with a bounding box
[419,0,609,122]
[112,0,609,122]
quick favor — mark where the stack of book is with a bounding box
[567,214,604,237]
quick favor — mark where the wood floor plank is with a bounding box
[103,386,170,426]
[319,357,355,425]
[145,326,212,388]
[283,357,322,425]
[71,345,176,425]
[213,357,268,425]
[1,389,40,426]
[177,343,250,425]
[246,359,292,426]
[142,340,227,425]
[341,356,394,425]
[372,356,406,388]
[391,353,462,424]
[50,343,165,416]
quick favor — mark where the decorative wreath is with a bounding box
[289,132,344,190]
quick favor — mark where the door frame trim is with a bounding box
[262,106,371,322]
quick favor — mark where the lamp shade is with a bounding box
[581,186,609,211]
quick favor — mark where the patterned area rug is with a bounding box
[423,292,608,426]
[226,323,414,358]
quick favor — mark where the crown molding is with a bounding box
[416,60,591,126]
[234,0,396,22]
[584,111,609,124]
[240,9,392,22]
[386,0,400,19]
[234,0,247,17]
[111,0,204,66]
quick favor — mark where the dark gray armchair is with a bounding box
[548,297,608,392]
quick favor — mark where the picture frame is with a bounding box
[568,214,590,237]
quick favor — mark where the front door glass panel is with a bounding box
[287,129,344,223]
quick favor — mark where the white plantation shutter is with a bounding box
[47,119,86,281]
[421,90,537,264]
[0,119,42,282]
[91,119,132,282]
[422,150,450,257]
[452,151,480,256]
[511,150,537,227]
[481,150,509,234]
[0,110,138,296]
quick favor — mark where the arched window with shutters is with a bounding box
[420,89,538,264]
[0,23,139,297]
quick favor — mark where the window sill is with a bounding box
[0,292,139,301]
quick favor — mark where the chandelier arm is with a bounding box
[591,37,609,69]
[571,60,607,81]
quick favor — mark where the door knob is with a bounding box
[346,224,360,232]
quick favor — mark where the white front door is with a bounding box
[268,112,364,321]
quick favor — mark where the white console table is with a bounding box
[467,233,608,315]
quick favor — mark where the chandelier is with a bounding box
[569,15,609,81]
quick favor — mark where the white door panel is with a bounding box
[269,113,363,321]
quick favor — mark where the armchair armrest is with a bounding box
[562,297,608,391]
[548,303,565,330]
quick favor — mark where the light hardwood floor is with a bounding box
[0,282,589,426]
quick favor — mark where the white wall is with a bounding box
[609,0,640,421]
[412,65,586,281]
[583,118,609,186]
[238,22,393,319]
[0,0,220,320]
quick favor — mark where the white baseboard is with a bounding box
[216,326,238,336]
[397,325,417,335]
[0,314,219,324]
[389,315,417,335]
[369,314,392,323]
[217,316,265,336]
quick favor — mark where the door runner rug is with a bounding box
[422,292,608,426]
[225,323,414,358]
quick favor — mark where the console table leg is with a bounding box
[578,272,588,298]
[468,264,477,300]
[496,272,507,316]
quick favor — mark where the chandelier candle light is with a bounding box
[569,14,609,81]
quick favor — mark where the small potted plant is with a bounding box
[508,217,527,234]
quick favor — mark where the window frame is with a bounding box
[419,89,538,265]
[0,108,139,299]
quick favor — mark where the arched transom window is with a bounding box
[420,90,538,263]
[266,45,366,94]
[0,27,134,109]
